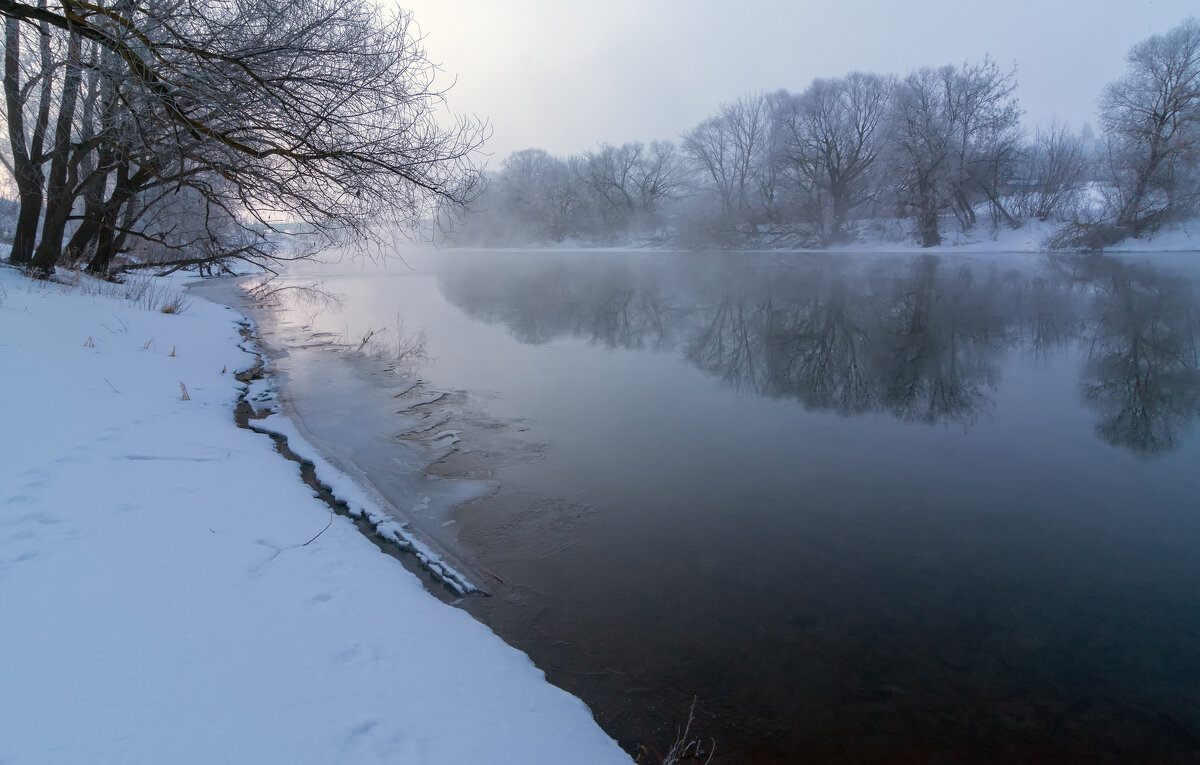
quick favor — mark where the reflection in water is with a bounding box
[259,249,1200,763]
[440,252,1200,455]
[1070,257,1200,454]
[866,255,1006,423]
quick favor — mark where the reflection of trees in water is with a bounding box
[686,295,775,392]
[1070,257,1200,454]
[440,257,688,350]
[767,269,874,413]
[437,252,1200,454]
[1019,272,1087,359]
[685,257,1010,423]
[874,256,1008,423]
[588,283,681,351]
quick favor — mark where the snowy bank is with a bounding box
[453,217,1200,255]
[0,266,630,764]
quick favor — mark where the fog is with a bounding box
[403,0,1197,160]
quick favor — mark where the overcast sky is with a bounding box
[401,0,1197,164]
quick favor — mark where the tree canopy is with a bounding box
[1,0,485,275]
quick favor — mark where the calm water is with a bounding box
[240,250,1200,763]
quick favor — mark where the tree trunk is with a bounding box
[830,178,850,242]
[30,30,83,275]
[63,149,111,267]
[918,175,941,248]
[4,18,39,265]
[86,160,134,275]
[980,184,1020,229]
[1120,165,1155,236]
[10,184,43,264]
[88,222,116,274]
[60,60,101,266]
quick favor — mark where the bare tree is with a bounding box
[3,9,54,265]
[0,0,485,276]
[579,142,642,231]
[27,19,79,272]
[681,93,776,226]
[888,67,952,247]
[578,140,684,235]
[496,148,578,241]
[774,72,892,243]
[1014,122,1090,221]
[942,57,1022,231]
[631,140,685,221]
[886,58,1021,247]
[1098,17,1200,236]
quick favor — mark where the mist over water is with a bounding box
[250,249,1200,763]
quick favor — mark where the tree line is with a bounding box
[0,0,483,277]
[464,17,1200,250]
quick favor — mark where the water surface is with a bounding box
[244,250,1200,763]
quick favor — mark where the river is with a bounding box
[214,249,1200,763]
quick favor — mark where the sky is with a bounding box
[400,0,1198,165]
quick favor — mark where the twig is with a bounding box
[301,509,334,547]
[355,330,374,354]
[661,696,713,765]
[482,566,508,585]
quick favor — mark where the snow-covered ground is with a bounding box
[803,217,1200,254]
[0,265,631,764]
[1104,220,1200,251]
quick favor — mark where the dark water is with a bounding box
[246,250,1200,763]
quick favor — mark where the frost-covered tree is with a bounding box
[887,68,953,247]
[497,149,578,241]
[0,0,485,276]
[943,58,1023,230]
[578,143,643,231]
[774,72,892,243]
[1099,17,1200,236]
[1014,122,1091,221]
[631,140,686,222]
[578,141,684,235]
[681,93,777,226]
[886,58,1021,246]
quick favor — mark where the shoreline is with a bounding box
[187,275,490,597]
[227,316,478,602]
[0,264,632,765]
[442,217,1200,256]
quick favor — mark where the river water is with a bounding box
[225,249,1200,763]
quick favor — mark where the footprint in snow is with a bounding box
[343,719,379,747]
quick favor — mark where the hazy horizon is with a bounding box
[403,0,1198,163]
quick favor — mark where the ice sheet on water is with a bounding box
[247,406,482,595]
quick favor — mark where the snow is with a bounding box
[820,218,1064,254]
[1106,220,1200,252]
[240,408,479,596]
[0,265,631,765]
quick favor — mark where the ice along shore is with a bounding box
[0,264,631,765]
